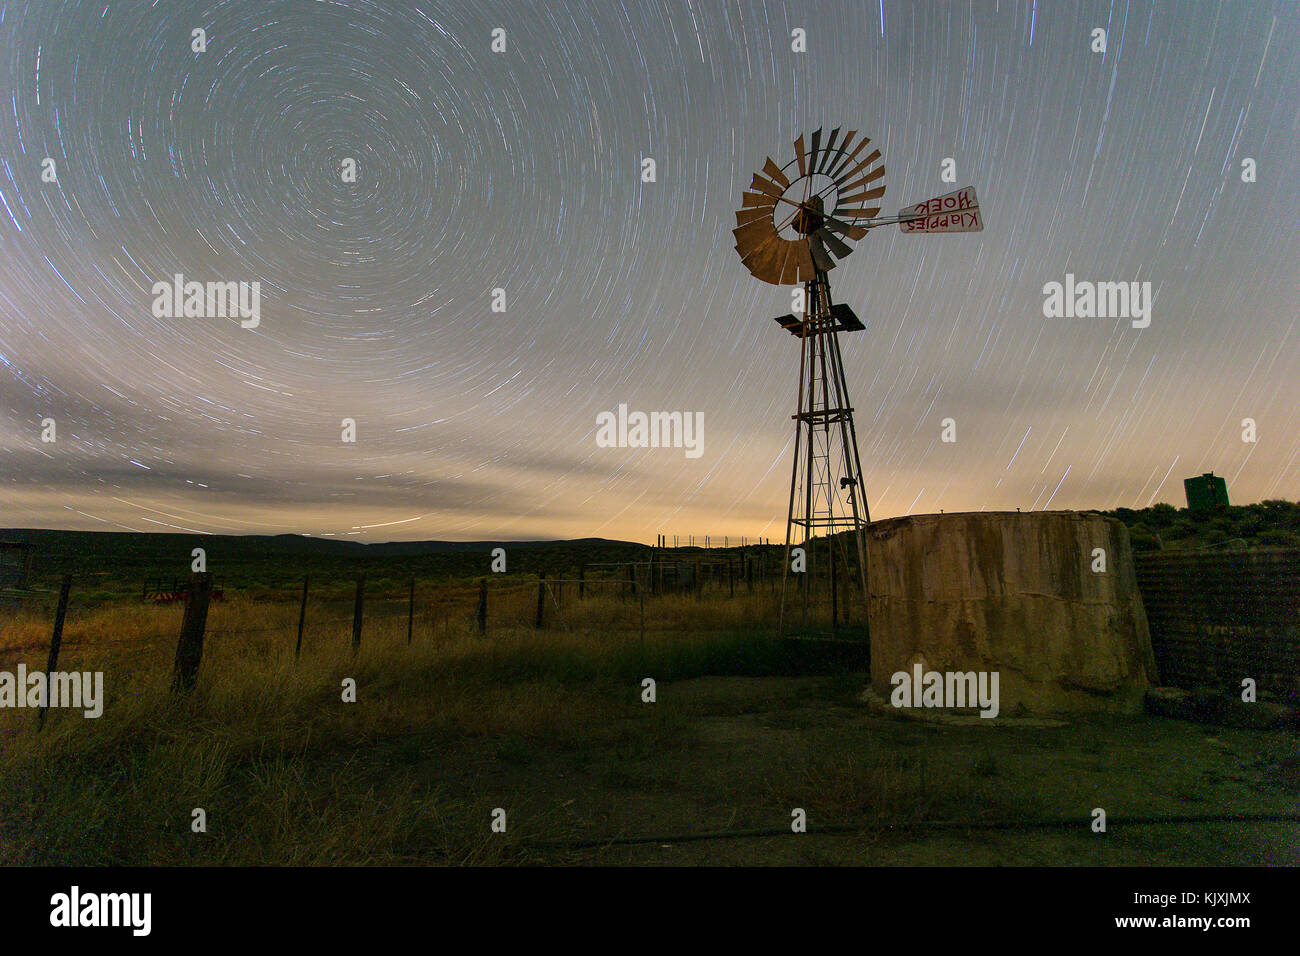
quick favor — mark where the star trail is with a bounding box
[0,0,1296,543]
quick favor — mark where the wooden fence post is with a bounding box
[294,574,309,659]
[729,556,734,598]
[535,572,546,628]
[38,574,73,729]
[578,564,585,599]
[476,578,487,634]
[351,574,365,653]
[171,572,213,693]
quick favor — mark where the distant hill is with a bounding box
[0,528,638,557]
[0,529,650,599]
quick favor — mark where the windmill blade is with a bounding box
[839,165,887,193]
[741,190,777,209]
[815,127,841,174]
[772,242,795,284]
[828,135,870,181]
[809,234,836,272]
[821,129,856,178]
[816,227,853,259]
[735,232,775,262]
[779,241,815,285]
[762,157,790,189]
[739,235,783,284]
[837,148,883,185]
[808,128,823,174]
[733,216,777,249]
[823,217,869,241]
[737,238,776,272]
[750,173,785,199]
[837,185,887,207]
[835,206,882,219]
[793,133,808,177]
[796,243,815,281]
[735,206,771,227]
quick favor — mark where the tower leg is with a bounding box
[778,270,872,636]
[778,303,811,639]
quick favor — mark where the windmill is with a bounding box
[733,126,983,636]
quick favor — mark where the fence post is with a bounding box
[351,574,365,653]
[294,574,309,659]
[729,556,734,598]
[535,572,546,628]
[579,564,585,599]
[38,574,73,729]
[476,578,487,634]
[407,577,415,644]
[171,572,213,693]
[694,561,701,599]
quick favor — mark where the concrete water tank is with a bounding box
[867,511,1158,716]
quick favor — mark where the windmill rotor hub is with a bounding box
[791,194,826,236]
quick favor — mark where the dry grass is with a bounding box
[0,585,824,864]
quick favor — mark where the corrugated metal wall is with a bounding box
[1133,549,1300,704]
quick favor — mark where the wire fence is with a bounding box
[2,548,875,714]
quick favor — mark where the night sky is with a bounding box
[1,0,1297,543]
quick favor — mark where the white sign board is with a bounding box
[899,186,983,233]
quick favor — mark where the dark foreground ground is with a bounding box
[418,675,1300,865]
[5,660,1297,865]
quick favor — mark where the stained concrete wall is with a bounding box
[867,511,1158,715]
